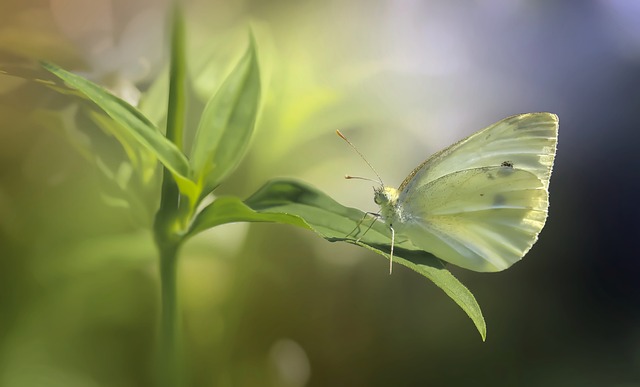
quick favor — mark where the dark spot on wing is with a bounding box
[497,162,516,177]
[493,194,506,206]
[480,193,485,197]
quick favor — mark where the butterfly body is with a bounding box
[368,113,558,273]
[374,186,401,220]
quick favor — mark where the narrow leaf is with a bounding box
[40,61,197,199]
[190,35,261,197]
[189,196,311,233]
[189,179,486,340]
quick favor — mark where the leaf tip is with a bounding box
[248,29,257,46]
[476,317,487,342]
[39,60,55,71]
[246,33,260,73]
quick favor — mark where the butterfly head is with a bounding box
[374,186,399,206]
[374,186,401,226]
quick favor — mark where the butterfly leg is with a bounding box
[346,212,380,242]
[389,224,395,275]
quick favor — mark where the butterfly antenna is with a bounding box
[343,175,379,183]
[336,130,384,185]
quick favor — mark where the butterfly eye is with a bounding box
[373,190,383,204]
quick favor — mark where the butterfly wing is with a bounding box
[394,113,558,272]
[397,166,549,271]
[399,113,558,195]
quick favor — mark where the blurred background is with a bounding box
[1,0,639,386]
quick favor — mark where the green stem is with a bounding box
[158,241,182,387]
[166,3,186,151]
[154,4,188,386]
[157,3,186,224]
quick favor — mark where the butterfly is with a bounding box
[338,112,558,274]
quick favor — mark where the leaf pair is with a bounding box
[40,36,260,210]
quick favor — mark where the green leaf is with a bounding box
[189,178,486,341]
[189,196,311,233]
[189,34,261,197]
[40,61,198,200]
[89,109,158,183]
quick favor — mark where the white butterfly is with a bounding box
[340,112,558,274]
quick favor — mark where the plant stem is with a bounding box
[158,240,182,387]
[157,3,186,228]
[154,5,188,386]
[166,3,186,151]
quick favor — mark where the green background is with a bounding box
[1,1,638,386]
